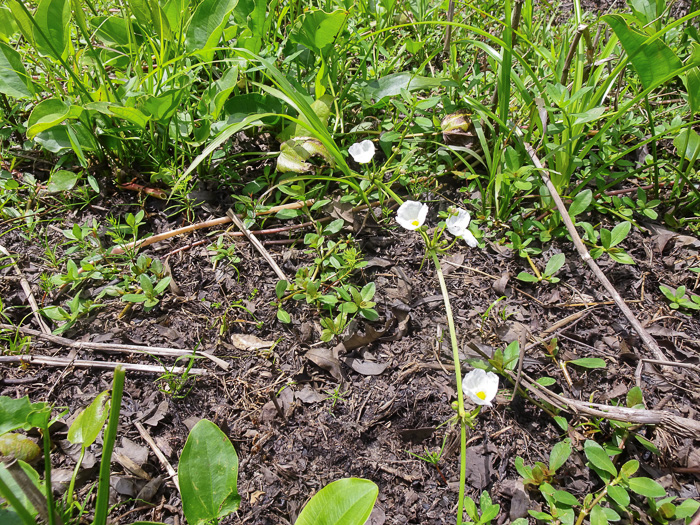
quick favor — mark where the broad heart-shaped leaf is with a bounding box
[47,170,80,193]
[0,42,33,98]
[27,99,83,139]
[289,9,347,56]
[295,478,378,525]
[602,14,682,90]
[185,0,238,60]
[178,419,240,525]
[365,72,443,100]
[67,391,110,447]
[33,0,71,60]
[0,396,50,435]
[673,128,700,162]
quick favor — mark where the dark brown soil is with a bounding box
[1,169,699,524]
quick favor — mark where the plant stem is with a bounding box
[42,425,56,525]
[431,253,467,525]
[93,366,126,525]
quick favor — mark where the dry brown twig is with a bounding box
[0,355,208,375]
[226,209,289,282]
[0,323,228,370]
[523,143,668,363]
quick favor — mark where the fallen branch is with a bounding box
[109,199,315,255]
[227,209,288,282]
[0,323,228,370]
[134,421,180,494]
[524,143,667,362]
[0,355,208,375]
[510,367,700,437]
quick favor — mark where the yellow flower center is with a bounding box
[411,220,419,227]
[476,391,486,400]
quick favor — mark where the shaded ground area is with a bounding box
[1,171,699,523]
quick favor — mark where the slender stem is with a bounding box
[643,95,660,197]
[93,366,126,525]
[38,424,57,525]
[431,253,466,525]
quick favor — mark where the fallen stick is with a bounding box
[0,355,208,375]
[109,199,314,255]
[0,246,51,335]
[511,367,700,437]
[227,209,289,282]
[134,421,180,494]
[0,323,228,370]
[524,143,667,362]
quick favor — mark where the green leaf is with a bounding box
[544,253,566,278]
[589,504,608,525]
[607,485,630,506]
[0,460,42,518]
[633,434,659,455]
[27,99,83,139]
[275,280,288,299]
[568,189,592,218]
[34,0,71,60]
[549,440,571,472]
[628,476,666,498]
[0,396,51,434]
[503,341,520,371]
[536,377,556,386]
[584,440,617,477]
[295,478,378,525]
[673,128,700,162]
[553,489,579,507]
[139,273,153,295]
[0,42,33,98]
[324,219,345,235]
[277,309,291,323]
[67,391,110,447]
[185,0,238,61]
[47,170,80,193]
[608,249,635,265]
[360,282,376,302]
[675,498,700,519]
[289,9,348,56]
[619,460,639,480]
[602,14,683,90]
[516,271,540,282]
[178,419,240,524]
[568,358,606,369]
[626,386,644,408]
[609,221,631,247]
[553,415,568,431]
[464,495,478,521]
[365,72,443,100]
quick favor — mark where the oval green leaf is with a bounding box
[568,358,606,369]
[67,391,110,447]
[628,476,666,498]
[178,419,240,525]
[295,478,378,525]
[27,99,82,139]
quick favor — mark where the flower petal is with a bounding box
[397,200,428,230]
[462,229,478,248]
[348,140,376,164]
[462,369,499,406]
[446,208,471,237]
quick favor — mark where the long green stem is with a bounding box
[42,425,55,525]
[431,253,467,525]
[93,366,125,525]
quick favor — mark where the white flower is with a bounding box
[462,369,499,406]
[348,140,375,164]
[396,200,428,230]
[446,208,478,247]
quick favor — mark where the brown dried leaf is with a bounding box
[231,333,274,351]
[306,346,342,381]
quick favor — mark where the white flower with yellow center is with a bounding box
[396,200,428,230]
[348,140,376,164]
[462,369,499,406]
[446,207,478,247]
